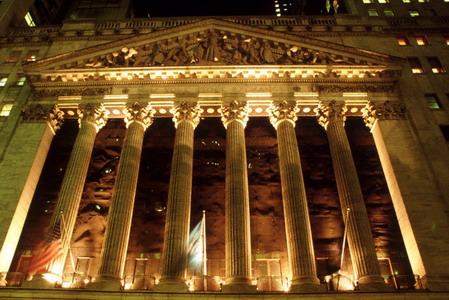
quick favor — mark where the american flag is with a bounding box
[28,222,63,276]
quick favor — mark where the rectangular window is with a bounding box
[384,10,395,16]
[403,0,411,2]
[363,0,374,3]
[397,36,409,45]
[0,77,7,87]
[416,35,429,46]
[24,50,39,62]
[418,0,429,2]
[6,51,21,63]
[24,12,35,27]
[427,57,446,73]
[378,0,389,3]
[368,9,379,16]
[0,103,13,116]
[409,10,420,16]
[425,94,442,109]
[16,76,26,86]
[407,57,425,73]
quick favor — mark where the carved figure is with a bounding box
[205,34,221,62]
[260,41,276,64]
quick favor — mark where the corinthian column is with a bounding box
[220,101,256,293]
[268,101,323,293]
[316,100,387,291]
[155,102,202,292]
[91,102,153,290]
[44,103,108,279]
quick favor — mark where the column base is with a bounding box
[153,277,188,292]
[290,276,325,293]
[357,275,392,291]
[422,274,449,291]
[21,274,58,289]
[222,276,257,293]
[88,276,122,291]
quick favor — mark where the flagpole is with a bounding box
[202,210,207,291]
[60,211,76,274]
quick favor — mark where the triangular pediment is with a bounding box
[24,18,403,74]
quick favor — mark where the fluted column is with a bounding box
[316,100,387,291]
[46,103,108,277]
[220,101,256,293]
[91,102,153,290]
[155,102,202,292]
[268,101,323,292]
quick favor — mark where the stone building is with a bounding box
[0,0,449,299]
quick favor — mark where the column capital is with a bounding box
[362,100,407,129]
[316,100,347,130]
[268,100,299,129]
[21,104,64,133]
[220,100,250,128]
[170,101,203,128]
[124,102,155,129]
[77,103,108,132]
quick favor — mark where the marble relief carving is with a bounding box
[67,30,362,69]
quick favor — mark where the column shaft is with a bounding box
[225,120,252,283]
[96,121,145,280]
[276,120,321,291]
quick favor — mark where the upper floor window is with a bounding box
[407,57,425,73]
[384,10,395,16]
[363,0,374,3]
[24,50,39,62]
[418,0,429,2]
[6,51,21,63]
[427,57,446,73]
[16,76,26,86]
[0,76,8,87]
[409,10,420,16]
[416,35,429,45]
[378,0,389,3]
[425,94,442,109]
[24,12,35,27]
[397,36,409,45]
[368,9,379,16]
[0,103,13,117]
[403,0,411,2]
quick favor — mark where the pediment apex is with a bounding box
[24,18,404,73]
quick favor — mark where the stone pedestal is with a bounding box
[90,103,153,291]
[48,103,107,277]
[154,102,202,293]
[220,101,256,293]
[317,100,387,291]
[269,101,323,293]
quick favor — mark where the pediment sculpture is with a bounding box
[63,29,369,69]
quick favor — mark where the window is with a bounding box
[6,51,21,63]
[368,9,379,16]
[407,57,425,73]
[384,10,395,16]
[418,0,429,2]
[403,0,411,2]
[397,36,409,45]
[24,50,39,62]
[409,10,420,16]
[0,103,13,117]
[16,76,26,86]
[425,94,442,109]
[24,12,35,27]
[0,77,7,87]
[416,35,429,45]
[378,0,389,3]
[440,125,449,142]
[427,57,446,73]
[363,0,374,3]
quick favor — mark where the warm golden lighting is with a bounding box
[206,108,215,113]
[112,109,121,115]
[246,92,272,98]
[67,110,75,116]
[150,93,176,99]
[104,95,129,100]
[255,108,263,113]
[42,273,62,284]
[350,107,359,113]
[303,107,311,113]
[159,108,167,114]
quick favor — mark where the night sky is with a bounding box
[131,0,331,18]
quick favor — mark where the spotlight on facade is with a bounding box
[42,273,62,285]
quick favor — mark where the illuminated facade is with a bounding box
[0,0,449,299]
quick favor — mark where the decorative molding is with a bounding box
[221,100,251,128]
[21,104,64,132]
[170,102,203,128]
[313,84,397,93]
[362,100,406,129]
[316,100,347,129]
[124,102,155,129]
[78,103,108,131]
[268,100,299,129]
[33,88,110,97]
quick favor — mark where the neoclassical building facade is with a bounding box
[0,16,449,299]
